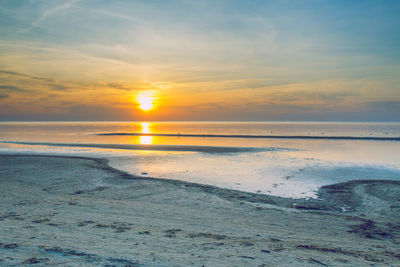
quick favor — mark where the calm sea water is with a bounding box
[1,121,400,198]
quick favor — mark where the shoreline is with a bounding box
[2,153,399,214]
[0,141,273,153]
[1,154,399,266]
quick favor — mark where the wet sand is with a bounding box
[0,155,399,266]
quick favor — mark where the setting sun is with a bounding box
[136,91,156,111]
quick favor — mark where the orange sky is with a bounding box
[0,1,399,121]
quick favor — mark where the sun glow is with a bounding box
[137,91,156,111]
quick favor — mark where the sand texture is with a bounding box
[0,155,400,266]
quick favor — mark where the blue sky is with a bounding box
[0,0,399,121]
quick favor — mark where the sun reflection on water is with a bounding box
[140,122,153,144]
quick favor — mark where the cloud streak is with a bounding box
[32,0,79,27]
[0,85,25,92]
[0,70,54,82]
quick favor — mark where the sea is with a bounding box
[1,121,400,198]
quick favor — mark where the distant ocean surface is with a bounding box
[1,121,400,198]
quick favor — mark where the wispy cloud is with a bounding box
[32,0,79,27]
[88,8,142,23]
[0,70,54,82]
[107,82,131,91]
[49,84,71,91]
[0,85,25,92]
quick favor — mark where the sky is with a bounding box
[0,0,399,121]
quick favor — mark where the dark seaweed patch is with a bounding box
[187,232,227,240]
[348,220,393,239]
[22,257,49,264]
[3,244,19,249]
[163,229,182,238]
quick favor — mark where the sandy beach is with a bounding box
[1,155,399,266]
